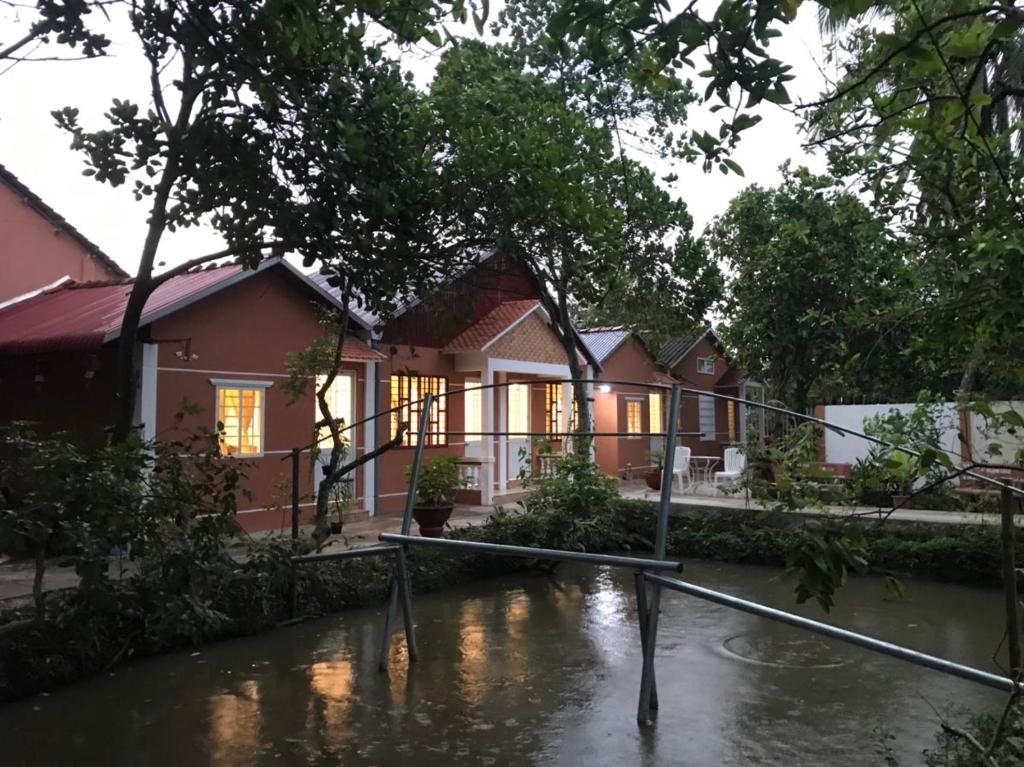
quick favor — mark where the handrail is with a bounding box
[646,572,1022,694]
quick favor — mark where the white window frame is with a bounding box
[698,394,716,442]
[625,397,645,439]
[697,357,716,375]
[210,379,273,457]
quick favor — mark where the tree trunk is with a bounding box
[1001,487,1021,673]
[32,543,46,623]
[555,287,590,454]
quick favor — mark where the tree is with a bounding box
[804,0,1024,399]
[710,166,921,411]
[429,41,716,437]
[49,0,464,441]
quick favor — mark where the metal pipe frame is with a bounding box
[291,545,400,565]
[379,533,683,571]
[638,384,682,723]
[646,573,1022,694]
[379,394,434,672]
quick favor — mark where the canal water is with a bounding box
[0,561,1009,766]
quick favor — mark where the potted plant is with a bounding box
[885,452,917,509]
[407,456,467,537]
[644,449,665,490]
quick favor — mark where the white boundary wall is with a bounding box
[822,403,962,467]
[970,401,1024,464]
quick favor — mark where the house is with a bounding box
[659,328,764,462]
[312,254,601,513]
[0,164,128,303]
[579,327,677,479]
[0,258,383,531]
[0,253,599,529]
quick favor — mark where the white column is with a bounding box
[139,343,158,441]
[498,372,508,491]
[363,361,377,516]
[481,360,494,505]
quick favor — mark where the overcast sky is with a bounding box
[0,4,832,275]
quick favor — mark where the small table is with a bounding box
[689,456,720,489]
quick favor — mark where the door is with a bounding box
[508,382,530,482]
[463,380,482,459]
[314,372,356,503]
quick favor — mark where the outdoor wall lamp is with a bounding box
[598,384,612,394]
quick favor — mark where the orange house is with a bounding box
[658,328,763,462]
[313,254,601,514]
[0,254,600,529]
[0,163,127,303]
[0,259,383,531]
[580,328,677,479]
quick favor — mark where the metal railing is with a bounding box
[289,378,1023,729]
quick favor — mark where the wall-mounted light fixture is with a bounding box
[598,384,612,394]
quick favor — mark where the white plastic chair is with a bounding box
[671,446,692,492]
[714,448,746,484]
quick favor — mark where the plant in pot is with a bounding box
[407,456,467,537]
[884,451,918,509]
[644,449,665,490]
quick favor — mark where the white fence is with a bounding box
[821,401,1024,468]
[822,403,961,466]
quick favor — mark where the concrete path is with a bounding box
[619,481,1019,527]
[0,505,495,604]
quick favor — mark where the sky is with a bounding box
[0,3,833,276]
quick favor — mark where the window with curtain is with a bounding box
[727,400,737,442]
[217,386,265,455]
[649,392,663,434]
[463,380,482,442]
[390,374,447,446]
[314,373,353,448]
[697,357,715,375]
[626,399,644,437]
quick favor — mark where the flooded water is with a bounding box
[0,561,1010,766]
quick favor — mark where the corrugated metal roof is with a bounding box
[306,272,379,330]
[578,327,630,364]
[0,263,246,353]
[441,300,541,353]
[0,163,129,279]
[659,328,708,369]
[0,259,348,355]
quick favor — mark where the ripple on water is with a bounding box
[720,632,851,669]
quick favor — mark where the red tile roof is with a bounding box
[441,300,541,353]
[713,366,749,389]
[0,163,129,279]
[341,338,385,361]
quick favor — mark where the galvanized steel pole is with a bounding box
[379,394,434,671]
[638,384,682,723]
[646,573,1023,694]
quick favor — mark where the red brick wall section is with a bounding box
[148,268,354,532]
[0,182,121,302]
[382,255,542,349]
[0,348,119,444]
[593,338,667,477]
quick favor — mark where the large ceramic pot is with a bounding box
[644,470,662,491]
[412,504,454,538]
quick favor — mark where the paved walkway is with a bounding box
[619,481,1019,527]
[0,505,495,604]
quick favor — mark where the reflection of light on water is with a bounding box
[306,658,355,751]
[505,591,531,641]
[584,570,629,657]
[459,598,488,707]
[209,680,262,766]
